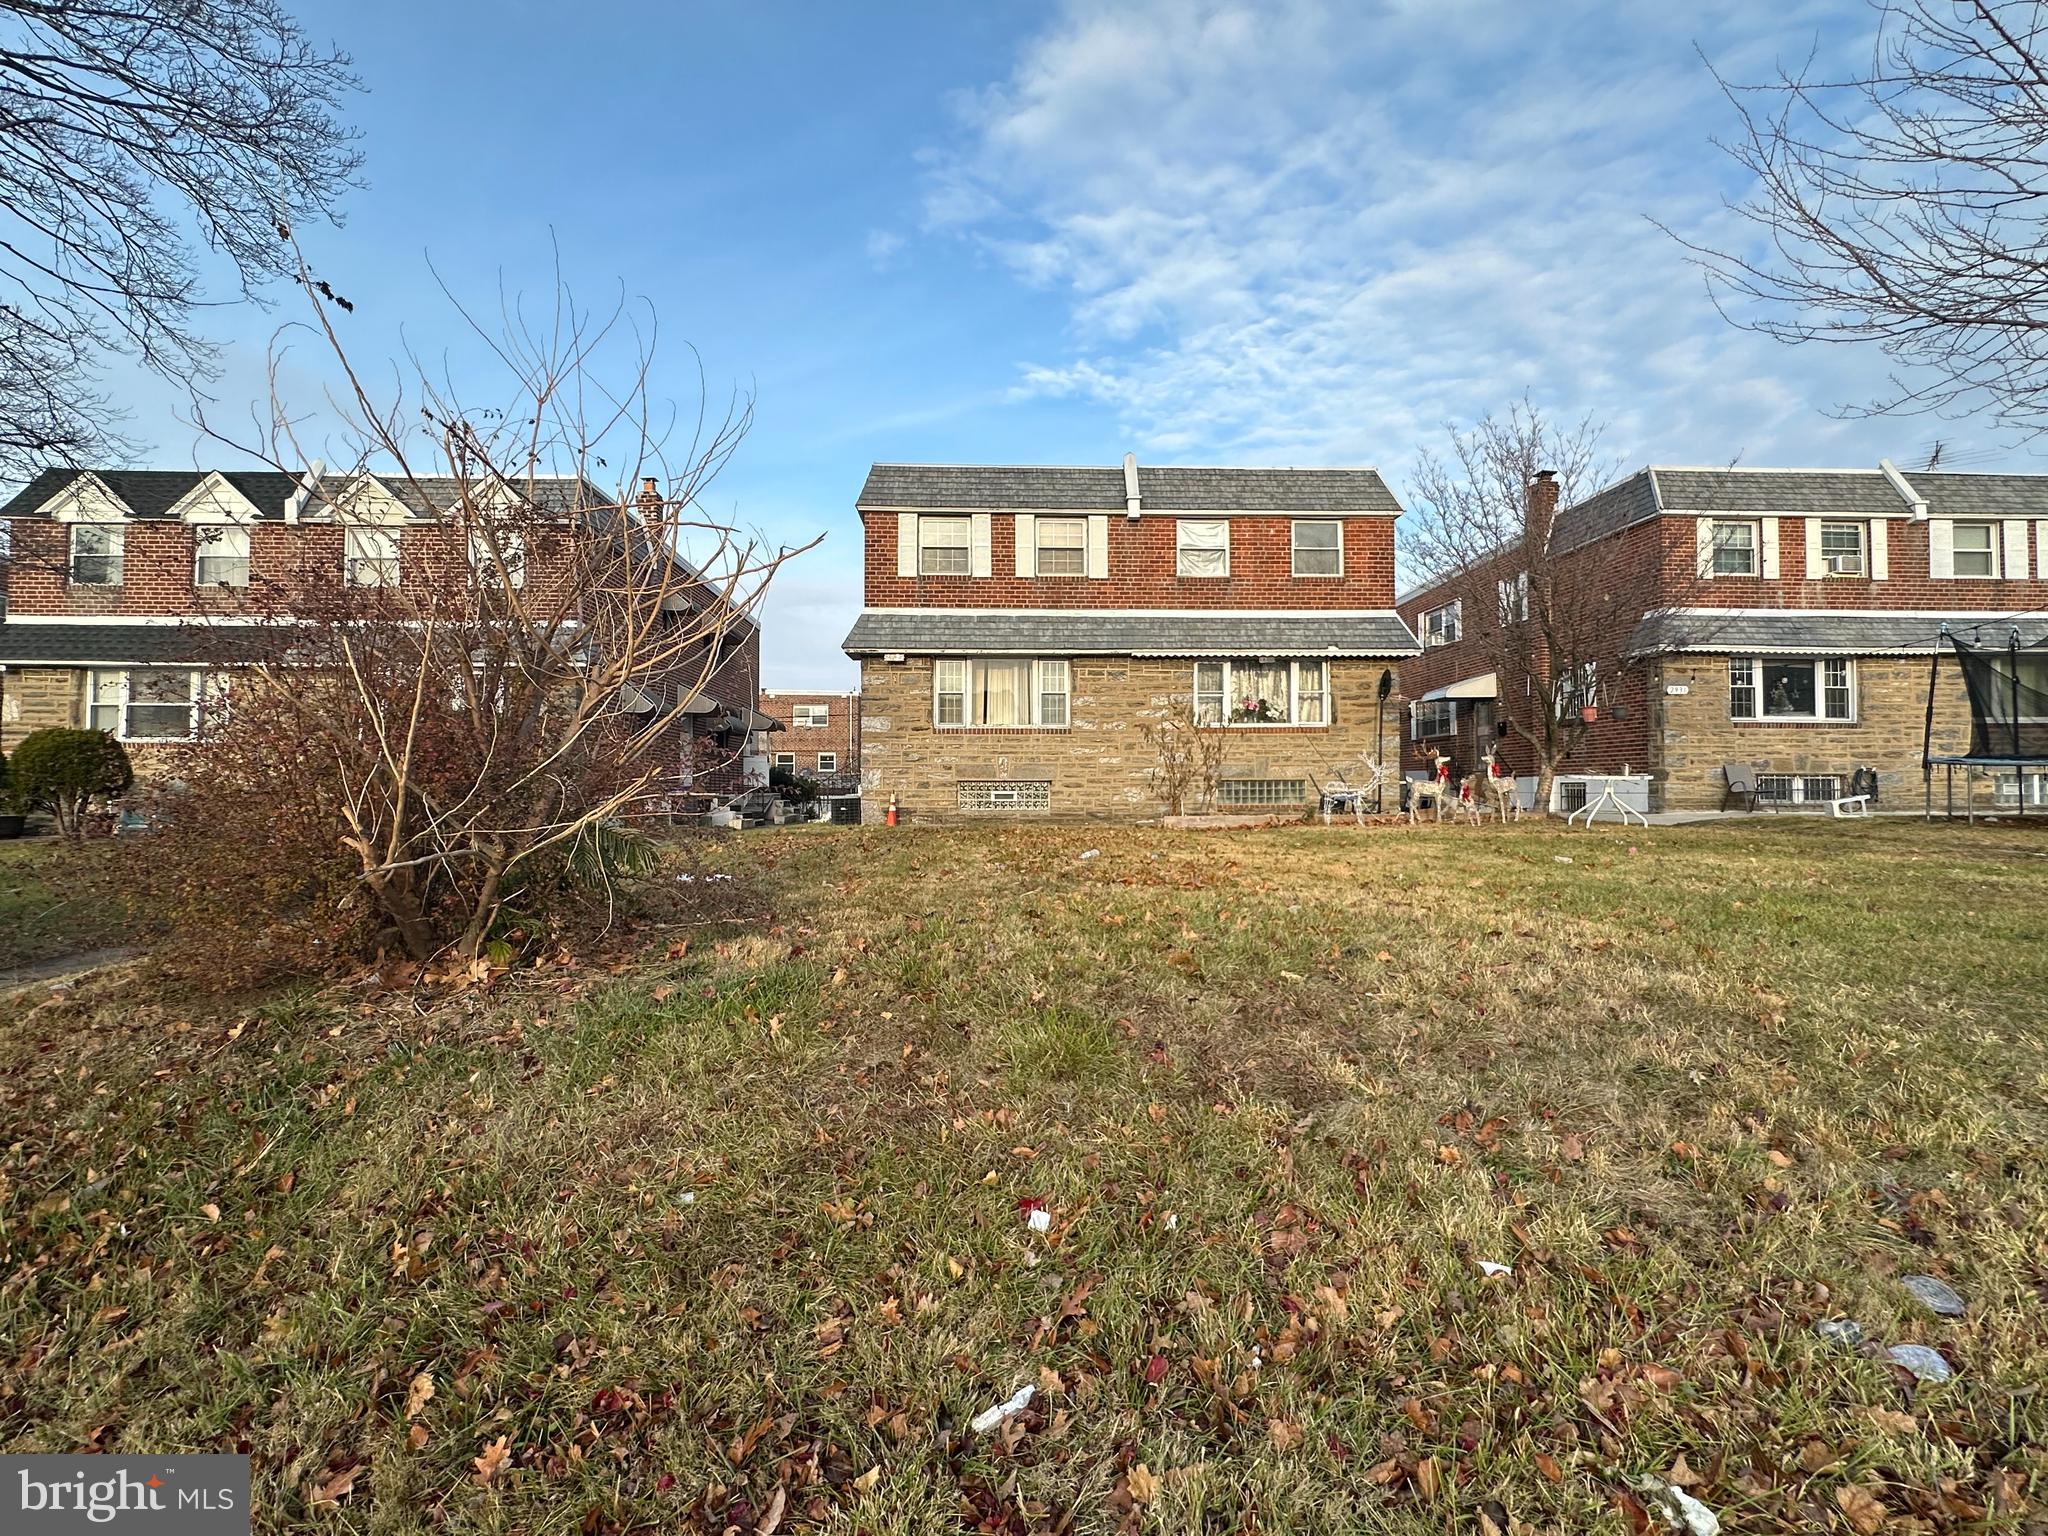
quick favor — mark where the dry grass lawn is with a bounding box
[2,816,2045,1533]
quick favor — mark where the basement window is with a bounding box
[1217,779,1308,807]
[958,780,1051,813]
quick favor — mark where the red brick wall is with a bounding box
[759,689,859,775]
[861,512,1398,609]
[1654,516,2048,611]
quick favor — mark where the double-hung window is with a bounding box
[1191,658,1330,725]
[345,526,402,587]
[1710,520,1757,576]
[1291,520,1342,576]
[86,668,209,742]
[793,703,829,729]
[1421,601,1461,648]
[193,525,251,587]
[817,751,838,772]
[918,516,972,576]
[69,524,124,586]
[1412,699,1456,738]
[1498,572,1529,623]
[1820,521,1865,576]
[1728,657,1855,722]
[1176,519,1229,577]
[932,657,1071,727]
[1951,521,1997,577]
[773,752,795,770]
[1034,517,1086,576]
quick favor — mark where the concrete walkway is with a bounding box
[0,945,144,991]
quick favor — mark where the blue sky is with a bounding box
[98,0,2044,688]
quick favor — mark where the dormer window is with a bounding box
[469,527,525,589]
[69,524,124,585]
[194,525,250,587]
[1034,517,1087,576]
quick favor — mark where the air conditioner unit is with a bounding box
[1825,553,1863,575]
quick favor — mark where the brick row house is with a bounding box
[0,469,776,809]
[841,458,1418,820]
[759,688,861,792]
[1395,462,2048,811]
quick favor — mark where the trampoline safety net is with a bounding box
[1949,633,2048,760]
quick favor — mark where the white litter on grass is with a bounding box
[1477,1261,1514,1278]
[1026,1208,1052,1233]
[1815,1318,1865,1349]
[969,1384,1035,1435]
[1633,1478,1721,1536]
[1079,849,1100,860]
[1553,855,1575,864]
[1887,1344,1953,1383]
[1162,1213,1179,1232]
[1901,1274,1965,1317]
[678,1191,696,1205]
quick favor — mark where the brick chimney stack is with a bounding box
[1527,469,1560,546]
[637,476,662,519]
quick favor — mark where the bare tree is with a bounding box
[0,0,361,478]
[1402,401,1637,814]
[1142,695,1226,815]
[128,271,817,973]
[1675,0,2048,438]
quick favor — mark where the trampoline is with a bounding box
[1923,623,2048,819]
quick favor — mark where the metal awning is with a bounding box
[721,704,783,733]
[1421,672,1498,703]
[617,681,662,713]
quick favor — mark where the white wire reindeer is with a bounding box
[1320,753,1394,825]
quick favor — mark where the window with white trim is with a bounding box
[917,515,972,576]
[1191,658,1329,725]
[773,752,795,770]
[1421,601,1462,648]
[817,751,838,772]
[1035,517,1086,576]
[932,657,1071,727]
[1952,520,1997,577]
[792,703,829,728]
[1554,660,1598,713]
[1176,519,1229,577]
[86,668,213,742]
[193,525,250,587]
[469,527,525,588]
[69,524,124,585]
[1498,571,1529,623]
[1728,656,1855,722]
[1291,519,1341,576]
[1820,521,1865,576]
[1710,520,1757,576]
[1412,699,1455,738]
[345,526,401,587]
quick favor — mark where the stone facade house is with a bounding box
[0,468,775,810]
[759,688,860,792]
[1396,462,2048,811]
[841,459,1420,821]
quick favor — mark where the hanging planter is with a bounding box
[1580,705,1599,723]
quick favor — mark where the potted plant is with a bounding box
[0,748,23,838]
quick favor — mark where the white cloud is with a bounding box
[923,0,2025,478]
[864,228,905,271]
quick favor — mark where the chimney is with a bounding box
[1122,452,1142,520]
[1527,469,1559,545]
[637,477,662,518]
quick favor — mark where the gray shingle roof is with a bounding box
[1910,472,2048,520]
[0,621,281,665]
[856,463,1402,514]
[1550,471,1661,551]
[1649,468,1907,516]
[0,468,608,521]
[843,609,1419,657]
[1628,610,2048,657]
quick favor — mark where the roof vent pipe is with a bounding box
[284,458,324,524]
[1122,452,1141,520]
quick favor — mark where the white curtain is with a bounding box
[1178,520,1228,576]
[979,660,1031,726]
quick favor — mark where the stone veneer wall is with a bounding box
[858,655,1407,822]
[1650,655,1994,810]
[0,666,81,752]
